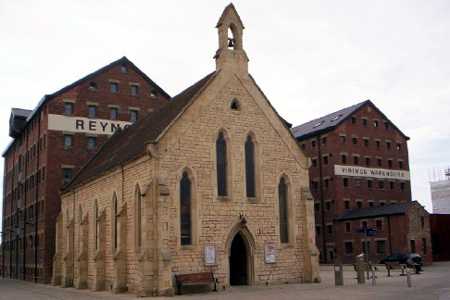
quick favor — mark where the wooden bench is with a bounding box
[175,271,217,295]
[385,261,406,276]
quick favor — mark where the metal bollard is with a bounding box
[356,254,365,284]
[371,267,376,286]
[406,268,412,287]
[334,257,344,286]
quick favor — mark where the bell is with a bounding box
[228,38,235,48]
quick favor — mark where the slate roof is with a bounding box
[337,201,419,221]
[27,56,170,122]
[290,99,410,141]
[11,108,32,118]
[63,72,216,192]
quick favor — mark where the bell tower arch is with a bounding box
[214,3,249,74]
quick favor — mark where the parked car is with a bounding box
[379,253,423,268]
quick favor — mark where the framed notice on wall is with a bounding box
[204,244,217,266]
[264,243,276,264]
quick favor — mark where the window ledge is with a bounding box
[180,245,195,251]
[279,243,294,250]
[247,197,260,203]
[217,196,230,202]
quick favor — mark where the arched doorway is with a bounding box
[229,232,248,285]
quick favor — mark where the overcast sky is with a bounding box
[1,0,449,228]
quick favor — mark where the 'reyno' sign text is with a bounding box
[334,165,410,180]
[48,114,132,135]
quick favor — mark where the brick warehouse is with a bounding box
[52,4,320,296]
[291,100,432,264]
[2,57,170,283]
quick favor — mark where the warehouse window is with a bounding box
[110,107,118,120]
[345,242,354,254]
[62,168,72,182]
[377,240,386,254]
[345,222,351,232]
[64,102,73,115]
[279,177,289,243]
[89,81,97,90]
[110,82,118,93]
[131,85,139,96]
[64,135,73,148]
[150,90,158,98]
[216,132,228,197]
[245,135,256,197]
[130,109,138,122]
[88,105,96,118]
[87,137,96,150]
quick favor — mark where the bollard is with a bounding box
[406,268,412,287]
[334,257,344,286]
[355,254,365,284]
[371,267,376,286]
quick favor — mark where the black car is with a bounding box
[379,253,423,268]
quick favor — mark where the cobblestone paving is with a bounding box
[1,262,449,300]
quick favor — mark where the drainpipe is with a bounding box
[2,152,6,278]
[72,189,75,285]
[22,128,29,280]
[34,111,41,283]
[387,216,393,255]
[10,144,15,278]
[317,135,327,264]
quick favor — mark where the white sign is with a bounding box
[48,114,132,135]
[204,244,217,266]
[334,165,410,180]
[264,243,276,264]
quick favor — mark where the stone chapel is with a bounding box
[52,4,320,296]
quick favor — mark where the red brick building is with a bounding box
[291,100,432,264]
[2,57,170,283]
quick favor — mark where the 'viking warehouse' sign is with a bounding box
[334,165,410,180]
[48,114,132,135]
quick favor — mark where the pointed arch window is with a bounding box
[94,200,98,250]
[279,177,289,243]
[180,172,192,245]
[216,132,228,196]
[245,135,255,197]
[113,194,118,249]
[136,186,142,248]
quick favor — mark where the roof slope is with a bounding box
[63,72,216,191]
[338,201,418,221]
[291,99,409,141]
[11,108,32,118]
[28,56,170,122]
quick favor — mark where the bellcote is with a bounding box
[214,3,249,74]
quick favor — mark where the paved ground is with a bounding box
[0,262,449,300]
